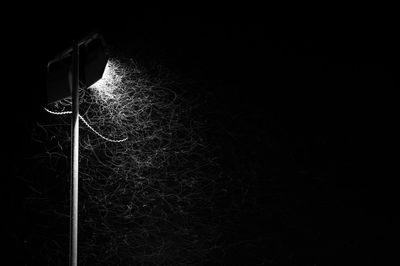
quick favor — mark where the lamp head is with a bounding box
[46,33,109,104]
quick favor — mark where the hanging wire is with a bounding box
[44,108,128,143]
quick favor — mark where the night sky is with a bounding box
[2,12,398,265]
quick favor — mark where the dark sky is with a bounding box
[2,12,398,265]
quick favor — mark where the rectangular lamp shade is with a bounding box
[46,34,109,104]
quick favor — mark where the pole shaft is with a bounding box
[70,40,79,266]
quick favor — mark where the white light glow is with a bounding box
[89,60,124,101]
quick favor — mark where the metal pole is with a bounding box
[70,40,79,266]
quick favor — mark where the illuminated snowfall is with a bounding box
[38,58,221,265]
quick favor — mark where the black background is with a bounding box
[2,10,397,265]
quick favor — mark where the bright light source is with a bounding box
[89,60,124,101]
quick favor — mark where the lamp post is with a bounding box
[46,33,109,266]
[70,40,79,266]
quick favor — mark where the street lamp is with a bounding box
[46,32,109,266]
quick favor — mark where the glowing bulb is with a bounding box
[89,60,123,101]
